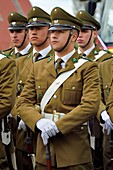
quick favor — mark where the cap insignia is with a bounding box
[54,20,59,24]
[33,18,37,21]
[11,22,16,25]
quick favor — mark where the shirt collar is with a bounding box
[33,45,52,57]
[78,44,95,56]
[55,49,76,63]
[15,43,31,55]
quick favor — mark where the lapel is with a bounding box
[88,45,100,60]
[44,55,57,78]
[59,52,79,74]
[24,52,33,71]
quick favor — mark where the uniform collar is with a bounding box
[55,49,76,63]
[33,45,52,58]
[15,43,31,55]
[78,44,95,56]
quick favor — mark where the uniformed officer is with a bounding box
[15,6,53,170]
[2,12,32,58]
[98,57,113,170]
[76,10,112,63]
[76,10,113,170]
[1,11,32,170]
[16,7,100,170]
[0,53,16,169]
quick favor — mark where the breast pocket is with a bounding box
[35,81,48,103]
[62,82,83,105]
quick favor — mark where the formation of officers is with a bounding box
[1,5,113,170]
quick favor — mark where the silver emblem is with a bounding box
[54,20,59,24]
[33,18,37,21]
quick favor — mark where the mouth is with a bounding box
[31,37,38,40]
[52,41,58,44]
[13,40,19,43]
[77,39,84,43]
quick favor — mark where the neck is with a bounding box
[16,39,29,52]
[56,45,74,57]
[34,41,50,52]
[79,43,94,53]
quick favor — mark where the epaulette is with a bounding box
[0,51,10,58]
[104,49,113,54]
[102,56,113,62]
[0,53,10,60]
[81,56,93,62]
[2,53,11,58]
[2,47,12,53]
[2,47,14,58]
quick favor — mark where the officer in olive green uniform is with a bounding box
[16,7,100,170]
[3,12,32,59]
[0,53,16,170]
[76,10,112,63]
[97,57,113,170]
[1,11,32,170]
[15,7,54,170]
[76,10,113,170]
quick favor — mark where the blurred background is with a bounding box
[0,0,113,51]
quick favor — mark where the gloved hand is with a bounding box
[101,110,110,122]
[104,118,113,135]
[36,118,59,145]
[101,110,113,135]
[18,119,27,131]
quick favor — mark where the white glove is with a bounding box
[104,118,113,135]
[18,120,27,131]
[101,110,110,121]
[36,118,59,145]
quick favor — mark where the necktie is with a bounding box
[16,52,21,58]
[79,53,86,58]
[34,53,41,62]
[56,58,63,74]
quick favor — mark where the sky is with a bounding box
[29,0,74,15]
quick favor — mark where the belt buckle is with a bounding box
[53,112,60,122]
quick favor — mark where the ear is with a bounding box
[93,30,98,37]
[71,31,78,42]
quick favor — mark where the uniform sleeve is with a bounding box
[97,63,106,121]
[16,64,43,132]
[0,58,16,119]
[106,84,113,122]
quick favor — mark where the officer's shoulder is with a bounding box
[102,55,113,62]
[0,52,10,60]
[103,49,113,55]
[2,47,14,57]
[2,47,13,53]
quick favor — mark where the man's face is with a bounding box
[9,29,26,47]
[49,30,71,51]
[28,26,49,46]
[77,29,97,49]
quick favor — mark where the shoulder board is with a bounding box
[0,53,7,60]
[102,56,113,62]
[104,50,113,54]
[2,53,10,58]
[2,47,12,52]
[81,56,93,62]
